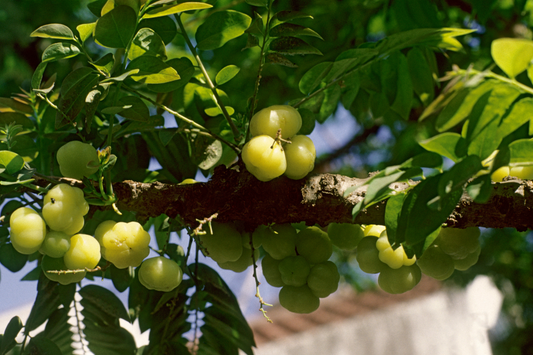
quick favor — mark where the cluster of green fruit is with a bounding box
[8,182,182,291]
[259,225,339,314]
[355,224,481,293]
[198,221,260,273]
[242,105,316,181]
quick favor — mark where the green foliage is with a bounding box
[2,0,533,354]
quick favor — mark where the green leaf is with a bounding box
[204,106,235,117]
[0,112,34,130]
[496,97,533,139]
[245,12,263,37]
[509,139,533,166]
[265,53,297,68]
[30,23,75,40]
[491,38,533,79]
[400,151,443,169]
[143,2,212,19]
[318,84,341,122]
[23,334,63,355]
[137,16,177,45]
[26,275,76,332]
[128,56,181,84]
[270,36,322,55]
[384,192,406,250]
[117,96,150,122]
[215,65,240,86]
[465,83,521,159]
[101,69,140,83]
[79,285,131,322]
[325,49,378,83]
[90,53,115,77]
[56,67,100,128]
[0,151,25,174]
[466,174,492,203]
[191,136,223,170]
[32,62,48,90]
[297,108,316,135]
[270,23,323,40]
[0,244,27,272]
[419,132,466,162]
[299,62,332,95]
[438,155,483,197]
[435,80,496,132]
[128,28,167,61]
[389,52,413,119]
[408,47,435,105]
[196,10,252,51]
[43,308,75,355]
[88,0,107,17]
[147,57,195,93]
[110,264,134,292]
[271,10,313,27]
[396,175,462,256]
[364,168,422,205]
[94,5,137,48]
[42,42,81,63]
[245,0,268,6]
[0,98,34,115]
[142,130,197,183]
[77,22,96,43]
[0,316,22,355]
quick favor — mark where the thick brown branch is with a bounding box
[108,164,533,231]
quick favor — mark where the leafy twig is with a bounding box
[175,14,241,141]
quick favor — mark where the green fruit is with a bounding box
[139,256,183,292]
[327,223,364,250]
[375,233,415,269]
[39,230,71,258]
[243,229,263,250]
[63,234,101,270]
[261,254,285,287]
[363,224,386,238]
[250,105,302,139]
[307,261,340,298]
[242,135,287,182]
[436,227,480,259]
[283,135,316,180]
[41,255,86,285]
[57,141,99,179]
[355,236,387,274]
[261,224,297,260]
[510,166,533,180]
[278,255,311,287]
[199,222,243,263]
[453,245,481,271]
[279,285,320,314]
[295,226,332,264]
[378,264,422,294]
[42,184,89,234]
[416,245,455,280]
[218,248,259,273]
[9,207,47,255]
[95,220,151,269]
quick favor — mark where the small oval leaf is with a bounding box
[196,10,252,50]
[215,65,240,86]
[31,23,75,40]
[491,38,533,79]
[42,42,81,63]
[270,36,322,56]
[0,151,25,174]
[95,5,137,48]
[143,2,212,19]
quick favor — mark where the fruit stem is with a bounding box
[175,14,241,142]
[250,235,273,323]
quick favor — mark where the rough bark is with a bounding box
[105,163,533,231]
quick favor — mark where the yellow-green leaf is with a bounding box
[143,2,212,19]
[491,38,533,79]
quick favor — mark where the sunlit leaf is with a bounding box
[128,28,167,61]
[77,22,96,43]
[215,65,240,86]
[196,10,252,50]
[94,5,137,48]
[42,42,81,63]
[0,151,25,174]
[419,132,466,162]
[128,56,181,84]
[30,23,75,40]
[491,38,533,79]
[143,2,212,19]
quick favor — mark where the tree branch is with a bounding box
[100,164,533,231]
